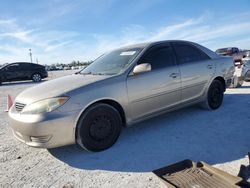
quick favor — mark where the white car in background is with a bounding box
[63,66,71,70]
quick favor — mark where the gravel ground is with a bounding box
[0,70,250,187]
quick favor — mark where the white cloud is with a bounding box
[148,18,204,41]
[0,13,250,65]
[183,22,250,43]
[0,30,33,43]
[0,19,15,25]
[88,14,250,53]
[92,13,250,52]
[0,45,31,63]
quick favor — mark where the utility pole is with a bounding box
[36,58,38,64]
[29,49,33,63]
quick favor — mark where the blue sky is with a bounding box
[0,0,250,64]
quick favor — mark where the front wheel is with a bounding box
[76,103,122,152]
[202,80,224,110]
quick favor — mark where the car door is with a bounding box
[4,64,22,81]
[19,63,32,79]
[172,42,215,104]
[126,43,181,121]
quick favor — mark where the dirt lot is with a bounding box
[0,70,250,187]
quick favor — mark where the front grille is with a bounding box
[30,135,51,143]
[15,102,26,112]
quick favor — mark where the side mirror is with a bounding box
[132,63,151,75]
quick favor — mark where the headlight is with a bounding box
[21,97,69,114]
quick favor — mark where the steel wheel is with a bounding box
[89,115,113,141]
[207,80,224,109]
[76,103,122,152]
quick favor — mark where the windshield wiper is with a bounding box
[92,72,115,75]
[91,73,106,75]
[79,72,113,76]
[79,71,92,75]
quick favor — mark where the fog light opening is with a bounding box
[30,135,52,143]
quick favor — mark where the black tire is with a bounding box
[76,103,122,152]
[32,73,42,82]
[202,80,224,110]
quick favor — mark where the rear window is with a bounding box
[173,43,210,64]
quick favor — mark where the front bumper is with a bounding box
[8,107,78,148]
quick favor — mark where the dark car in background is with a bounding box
[0,62,48,84]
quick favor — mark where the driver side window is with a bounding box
[139,45,175,70]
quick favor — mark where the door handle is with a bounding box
[207,64,213,69]
[169,73,179,78]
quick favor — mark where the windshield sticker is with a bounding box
[120,51,136,56]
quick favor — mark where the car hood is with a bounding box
[15,74,111,105]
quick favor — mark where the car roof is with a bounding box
[9,62,36,64]
[118,40,213,49]
[7,62,43,66]
[118,40,218,59]
[0,62,44,69]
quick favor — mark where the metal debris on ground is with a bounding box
[153,159,244,188]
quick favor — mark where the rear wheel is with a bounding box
[76,103,122,152]
[32,73,42,82]
[202,80,224,110]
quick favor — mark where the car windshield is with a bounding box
[0,64,7,70]
[80,47,143,75]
